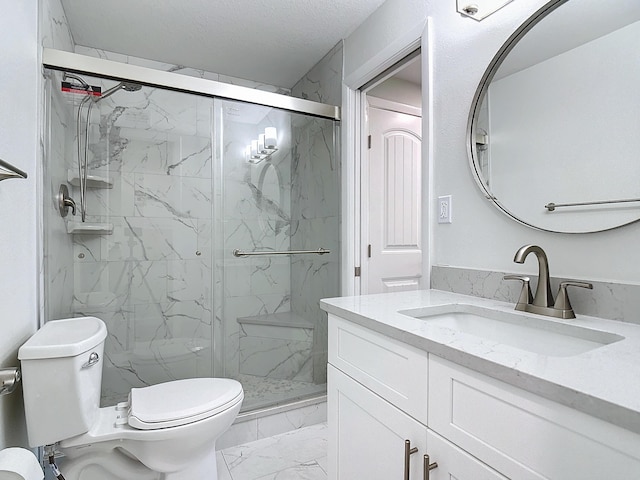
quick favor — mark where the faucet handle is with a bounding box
[554,281,593,319]
[503,274,533,311]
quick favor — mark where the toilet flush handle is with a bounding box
[81,352,100,369]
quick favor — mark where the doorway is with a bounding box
[360,53,423,294]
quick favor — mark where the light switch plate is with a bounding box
[438,195,452,224]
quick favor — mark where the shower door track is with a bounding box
[42,48,341,121]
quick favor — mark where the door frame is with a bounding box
[341,19,433,296]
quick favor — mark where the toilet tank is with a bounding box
[18,317,107,447]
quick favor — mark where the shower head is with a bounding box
[95,81,142,102]
[121,82,142,92]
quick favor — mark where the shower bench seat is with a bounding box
[237,312,315,382]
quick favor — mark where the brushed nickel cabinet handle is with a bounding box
[404,439,418,480]
[423,454,438,480]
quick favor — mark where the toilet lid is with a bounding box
[128,378,243,430]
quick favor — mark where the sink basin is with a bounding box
[398,304,624,357]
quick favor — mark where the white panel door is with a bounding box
[328,365,427,480]
[366,104,422,294]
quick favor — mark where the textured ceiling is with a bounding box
[60,0,387,88]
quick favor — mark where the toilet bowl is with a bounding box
[18,317,243,480]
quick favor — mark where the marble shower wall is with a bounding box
[43,39,342,404]
[291,42,343,384]
[75,46,291,96]
[40,0,74,52]
[40,0,76,323]
[67,82,216,405]
[43,72,76,322]
[218,101,296,380]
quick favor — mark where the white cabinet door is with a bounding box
[328,364,427,480]
[426,429,508,480]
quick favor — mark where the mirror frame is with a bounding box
[466,0,640,234]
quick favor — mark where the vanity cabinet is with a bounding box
[328,365,427,479]
[327,314,640,480]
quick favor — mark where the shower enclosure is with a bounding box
[42,55,340,413]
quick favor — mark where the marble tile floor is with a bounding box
[217,423,328,480]
[239,374,327,412]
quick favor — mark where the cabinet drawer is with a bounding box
[429,355,640,479]
[328,314,428,424]
[427,429,508,480]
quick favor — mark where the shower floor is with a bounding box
[101,374,326,412]
[239,374,327,412]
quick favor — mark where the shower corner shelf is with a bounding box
[68,170,113,189]
[66,221,113,235]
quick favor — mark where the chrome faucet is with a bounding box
[504,245,593,319]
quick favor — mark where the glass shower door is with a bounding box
[43,70,216,406]
[44,68,340,413]
[215,98,340,411]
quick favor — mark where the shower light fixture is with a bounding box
[246,127,278,164]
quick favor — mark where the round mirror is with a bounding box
[468,0,640,233]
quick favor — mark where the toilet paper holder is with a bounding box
[0,368,21,396]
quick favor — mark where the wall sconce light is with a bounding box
[246,127,278,164]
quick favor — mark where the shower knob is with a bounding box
[58,184,77,217]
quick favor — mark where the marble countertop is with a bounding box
[320,289,640,434]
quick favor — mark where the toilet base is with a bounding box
[162,449,217,480]
[58,450,160,480]
[58,448,218,480]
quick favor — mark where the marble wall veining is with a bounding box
[75,46,292,96]
[43,72,76,323]
[40,0,74,52]
[63,84,216,405]
[40,0,76,324]
[431,265,640,325]
[43,41,342,407]
[219,102,295,381]
[291,42,343,384]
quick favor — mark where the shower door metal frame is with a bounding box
[43,49,341,120]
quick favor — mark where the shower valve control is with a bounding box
[58,184,77,218]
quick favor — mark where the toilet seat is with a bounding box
[127,378,243,430]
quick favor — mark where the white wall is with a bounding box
[346,0,640,285]
[428,0,640,284]
[344,0,427,86]
[368,78,421,108]
[0,3,40,448]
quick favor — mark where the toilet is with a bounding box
[18,317,243,480]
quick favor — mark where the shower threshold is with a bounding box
[239,374,326,413]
